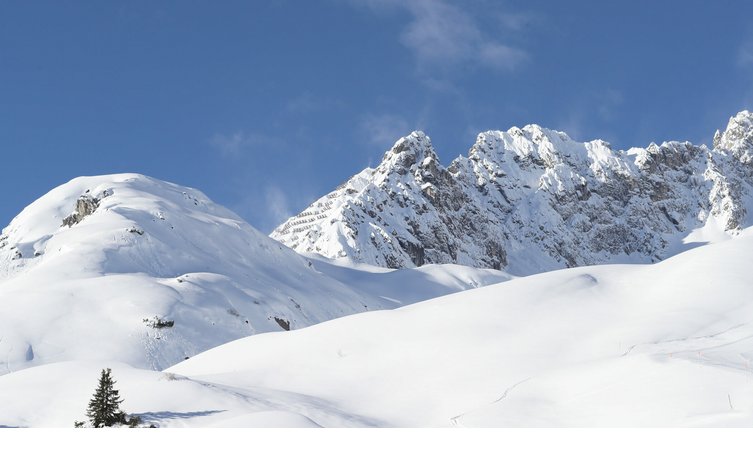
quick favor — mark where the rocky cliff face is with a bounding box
[271,111,753,275]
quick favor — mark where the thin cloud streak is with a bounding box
[208,131,285,159]
[351,0,530,73]
[264,185,293,228]
[358,113,412,151]
[739,37,753,67]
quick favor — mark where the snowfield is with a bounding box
[4,224,753,426]
[0,174,508,374]
[166,230,753,426]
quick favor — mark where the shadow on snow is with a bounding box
[134,410,226,422]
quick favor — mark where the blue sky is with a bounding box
[2,0,753,232]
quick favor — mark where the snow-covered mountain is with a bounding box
[0,174,507,373]
[7,112,753,427]
[273,111,753,275]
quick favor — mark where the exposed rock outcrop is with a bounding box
[62,194,100,227]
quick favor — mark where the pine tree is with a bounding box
[85,368,126,428]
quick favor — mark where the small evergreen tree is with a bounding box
[85,368,127,428]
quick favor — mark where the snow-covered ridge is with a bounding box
[0,174,508,373]
[272,111,753,275]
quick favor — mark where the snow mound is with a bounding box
[0,174,508,373]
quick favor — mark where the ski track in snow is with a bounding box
[185,379,386,428]
[449,377,534,427]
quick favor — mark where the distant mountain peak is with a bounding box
[377,130,440,173]
[272,112,753,275]
[715,110,753,162]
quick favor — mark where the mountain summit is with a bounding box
[272,112,753,275]
[0,174,399,372]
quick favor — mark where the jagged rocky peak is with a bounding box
[714,110,753,162]
[272,112,753,275]
[633,140,702,173]
[471,124,608,167]
[377,130,440,175]
[471,125,557,160]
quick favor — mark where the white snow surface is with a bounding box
[5,229,753,427]
[0,174,508,374]
[164,229,753,426]
[273,111,753,275]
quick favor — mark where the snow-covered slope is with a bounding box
[306,255,512,305]
[5,181,753,427]
[0,361,373,427]
[7,228,753,427]
[273,111,753,275]
[0,174,507,374]
[158,228,753,427]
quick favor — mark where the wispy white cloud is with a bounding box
[358,113,411,149]
[285,93,321,114]
[477,42,528,71]
[208,131,284,158]
[554,113,585,142]
[208,128,320,231]
[228,184,296,233]
[351,0,530,73]
[739,37,753,67]
[264,185,293,227]
[596,88,624,121]
[553,88,624,144]
[495,11,538,32]
[738,41,753,122]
